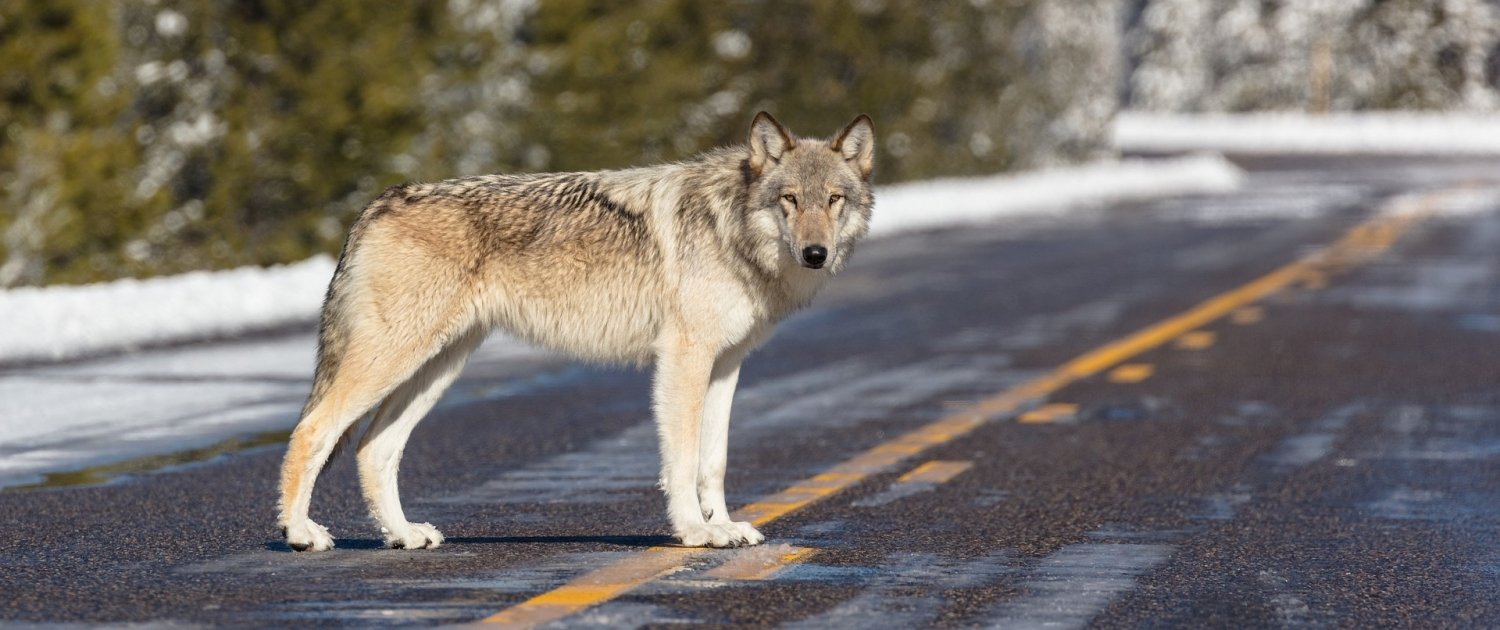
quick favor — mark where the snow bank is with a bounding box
[1,256,336,364]
[870,153,1243,235]
[1114,111,1500,155]
[0,155,1243,365]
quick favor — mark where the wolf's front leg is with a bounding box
[697,351,764,546]
[654,336,755,547]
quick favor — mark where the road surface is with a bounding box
[3,155,1500,627]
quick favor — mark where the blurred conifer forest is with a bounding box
[1,0,1497,286]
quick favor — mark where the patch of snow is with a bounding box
[1381,187,1500,219]
[870,153,1243,235]
[1114,111,1500,155]
[1,256,335,364]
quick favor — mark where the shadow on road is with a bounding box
[261,534,675,552]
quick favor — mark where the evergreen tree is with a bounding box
[7,0,1497,287]
[521,0,1102,182]
[0,1,166,285]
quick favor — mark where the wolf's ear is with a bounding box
[831,114,875,180]
[748,111,795,175]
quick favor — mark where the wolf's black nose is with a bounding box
[802,245,828,268]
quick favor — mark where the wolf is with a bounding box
[278,112,876,551]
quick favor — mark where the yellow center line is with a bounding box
[479,190,1448,627]
[1107,363,1155,384]
[1302,271,1329,290]
[1018,403,1080,424]
[703,544,819,581]
[897,460,975,484]
[1174,330,1216,350]
[483,547,699,628]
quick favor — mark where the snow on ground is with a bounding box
[0,155,1242,366]
[1114,111,1500,155]
[1,256,336,365]
[871,153,1241,236]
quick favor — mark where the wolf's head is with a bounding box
[744,112,875,273]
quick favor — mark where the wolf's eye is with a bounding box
[781,194,797,205]
[829,194,843,204]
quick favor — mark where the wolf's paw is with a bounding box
[727,520,765,546]
[676,521,764,548]
[283,520,334,552]
[383,522,445,550]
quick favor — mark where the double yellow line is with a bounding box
[482,189,1448,628]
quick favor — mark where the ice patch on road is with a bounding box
[1260,403,1362,470]
[0,344,311,484]
[1364,487,1449,521]
[1338,259,1495,312]
[1380,187,1500,219]
[979,543,1174,630]
[781,552,1016,630]
[1156,183,1365,225]
[0,333,555,487]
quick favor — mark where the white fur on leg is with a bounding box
[654,333,727,547]
[696,351,764,546]
[358,332,479,551]
[697,358,738,522]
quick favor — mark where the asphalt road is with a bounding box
[4,156,1500,627]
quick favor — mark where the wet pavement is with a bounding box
[3,156,1500,627]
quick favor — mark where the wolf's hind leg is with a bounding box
[279,319,463,551]
[357,329,483,550]
[279,357,402,552]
